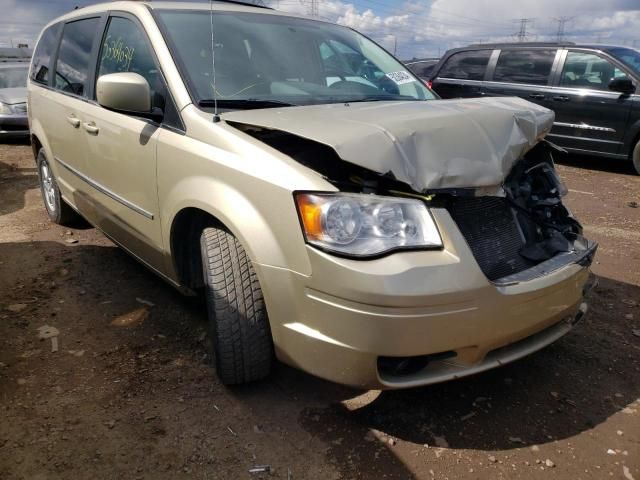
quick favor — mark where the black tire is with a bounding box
[36,149,77,225]
[200,227,273,384]
[633,140,640,175]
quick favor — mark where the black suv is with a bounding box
[429,43,640,174]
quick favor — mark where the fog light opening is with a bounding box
[378,351,457,378]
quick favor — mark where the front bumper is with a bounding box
[0,113,29,138]
[257,209,595,389]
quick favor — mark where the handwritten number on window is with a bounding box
[102,36,135,71]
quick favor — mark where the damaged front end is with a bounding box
[226,98,596,285]
[442,142,597,285]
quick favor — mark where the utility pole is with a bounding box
[514,18,535,42]
[553,16,573,42]
[310,0,319,17]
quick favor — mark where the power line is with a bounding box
[514,18,535,42]
[553,16,573,42]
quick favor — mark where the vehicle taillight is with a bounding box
[425,80,433,89]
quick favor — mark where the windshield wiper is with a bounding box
[342,95,423,103]
[198,99,296,110]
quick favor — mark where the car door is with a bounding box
[431,49,492,99]
[546,49,633,155]
[44,15,105,206]
[482,48,559,113]
[80,13,167,269]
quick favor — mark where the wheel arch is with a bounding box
[166,181,311,291]
[29,118,54,164]
[169,206,222,291]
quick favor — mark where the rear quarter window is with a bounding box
[407,62,436,78]
[438,50,491,81]
[493,49,556,85]
[30,23,62,85]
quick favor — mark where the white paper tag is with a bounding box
[385,71,416,85]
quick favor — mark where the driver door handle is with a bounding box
[66,115,81,128]
[83,122,99,135]
[529,93,545,100]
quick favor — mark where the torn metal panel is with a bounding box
[223,96,554,192]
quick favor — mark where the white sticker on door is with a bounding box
[385,71,416,85]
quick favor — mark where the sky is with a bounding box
[1,0,639,60]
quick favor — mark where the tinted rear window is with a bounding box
[493,49,556,85]
[30,23,61,85]
[55,17,100,97]
[438,50,491,81]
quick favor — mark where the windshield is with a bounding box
[0,66,29,89]
[156,10,435,109]
[607,47,640,75]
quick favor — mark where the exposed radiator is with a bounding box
[446,197,535,282]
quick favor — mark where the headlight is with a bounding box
[0,102,13,115]
[295,192,442,258]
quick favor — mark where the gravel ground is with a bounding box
[0,141,639,480]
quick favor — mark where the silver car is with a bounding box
[0,62,29,139]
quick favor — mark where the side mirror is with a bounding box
[96,72,152,113]
[608,77,635,95]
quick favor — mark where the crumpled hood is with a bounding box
[224,96,554,192]
[0,87,27,105]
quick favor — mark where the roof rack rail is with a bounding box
[75,1,272,10]
[213,0,271,8]
[469,41,576,48]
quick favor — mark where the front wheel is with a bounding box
[36,149,78,225]
[633,140,640,175]
[200,227,273,385]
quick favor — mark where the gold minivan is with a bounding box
[28,1,597,389]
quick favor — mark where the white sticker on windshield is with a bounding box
[385,71,416,85]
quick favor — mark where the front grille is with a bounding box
[446,197,535,281]
[0,124,27,132]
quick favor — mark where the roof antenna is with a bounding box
[210,0,220,123]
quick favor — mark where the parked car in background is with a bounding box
[404,58,439,82]
[0,62,29,139]
[29,1,595,389]
[429,43,640,174]
[0,47,32,63]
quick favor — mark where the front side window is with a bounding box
[156,11,434,109]
[438,50,491,81]
[30,23,61,85]
[560,51,627,91]
[493,49,556,85]
[607,47,640,75]
[55,17,100,97]
[0,66,30,88]
[97,16,165,109]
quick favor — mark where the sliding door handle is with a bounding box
[66,116,81,128]
[528,93,546,100]
[83,122,99,135]
[553,95,570,102]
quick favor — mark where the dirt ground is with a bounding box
[0,141,639,480]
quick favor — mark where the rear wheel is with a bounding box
[200,226,273,385]
[36,149,77,225]
[633,140,640,175]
